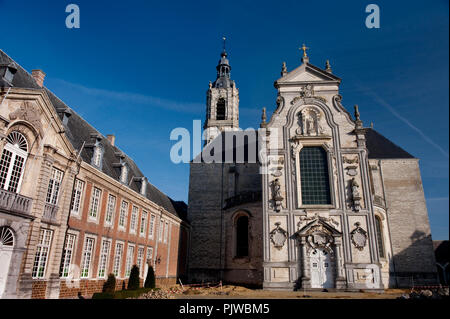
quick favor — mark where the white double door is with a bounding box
[309,248,334,288]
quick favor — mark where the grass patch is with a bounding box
[92,287,160,299]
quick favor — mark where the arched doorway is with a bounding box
[309,248,334,288]
[0,227,14,297]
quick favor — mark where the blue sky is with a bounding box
[0,0,448,239]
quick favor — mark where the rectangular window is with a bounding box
[89,187,102,219]
[60,233,76,278]
[130,206,138,233]
[147,247,153,266]
[149,214,156,239]
[32,229,53,278]
[98,239,111,278]
[140,211,148,236]
[164,221,169,243]
[105,194,116,226]
[46,167,63,205]
[118,200,128,229]
[70,179,85,215]
[125,244,135,277]
[137,247,144,277]
[80,237,95,278]
[113,242,124,277]
[158,219,163,242]
[299,147,331,205]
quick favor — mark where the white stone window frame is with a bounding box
[104,194,116,227]
[130,205,139,234]
[118,200,129,231]
[0,138,28,193]
[97,237,112,279]
[60,232,78,278]
[45,167,64,205]
[113,240,124,278]
[137,246,145,278]
[148,214,156,239]
[291,140,336,209]
[140,210,148,237]
[32,228,53,279]
[70,179,85,217]
[125,243,135,278]
[88,186,102,222]
[80,235,96,278]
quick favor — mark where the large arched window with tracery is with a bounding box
[0,131,28,193]
[236,215,249,257]
[299,146,331,205]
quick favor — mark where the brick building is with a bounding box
[0,49,190,299]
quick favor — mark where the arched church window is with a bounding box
[216,98,226,120]
[299,147,331,205]
[375,216,385,258]
[0,131,28,193]
[236,215,249,257]
[0,227,14,246]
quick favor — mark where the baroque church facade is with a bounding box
[187,46,438,290]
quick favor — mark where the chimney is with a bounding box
[32,69,46,87]
[107,134,116,146]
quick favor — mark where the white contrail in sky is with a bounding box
[355,83,449,159]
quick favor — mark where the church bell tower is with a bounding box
[204,38,240,144]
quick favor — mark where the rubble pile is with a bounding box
[131,289,175,299]
[398,287,449,300]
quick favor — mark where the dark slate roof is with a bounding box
[364,128,415,159]
[0,49,187,221]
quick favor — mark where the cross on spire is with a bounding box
[222,36,226,52]
[299,43,309,58]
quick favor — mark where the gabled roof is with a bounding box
[364,128,415,159]
[275,61,341,88]
[0,49,187,221]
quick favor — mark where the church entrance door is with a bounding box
[309,248,334,288]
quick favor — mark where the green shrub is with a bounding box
[102,273,116,293]
[127,265,140,290]
[144,266,155,288]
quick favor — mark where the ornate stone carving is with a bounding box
[306,226,334,253]
[350,178,361,211]
[345,165,358,176]
[276,95,284,111]
[343,156,359,164]
[270,222,288,249]
[295,107,324,136]
[9,101,43,137]
[271,178,284,212]
[300,84,314,98]
[351,222,367,251]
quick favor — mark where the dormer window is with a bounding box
[140,177,147,196]
[120,163,128,184]
[91,142,103,169]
